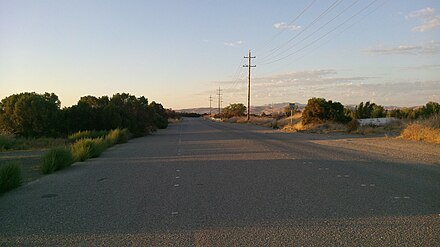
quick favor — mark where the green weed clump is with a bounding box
[71,137,110,162]
[0,162,22,193]
[71,139,93,162]
[0,134,15,151]
[41,147,74,174]
[68,130,108,143]
[105,128,131,145]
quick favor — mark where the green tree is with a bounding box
[353,101,385,119]
[222,103,246,118]
[302,98,351,124]
[0,92,61,137]
[419,101,440,118]
[149,101,168,129]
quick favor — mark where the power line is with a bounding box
[260,0,361,63]
[290,0,389,65]
[262,0,380,65]
[260,0,344,61]
[257,0,318,52]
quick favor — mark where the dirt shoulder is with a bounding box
[309,135,440,165]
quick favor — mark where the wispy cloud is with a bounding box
[224,40,244,47]
[400,64,440,70]
[273,22,302,30]
[212,69,439,106]
[406,7,440,32]
[364,41,440,55]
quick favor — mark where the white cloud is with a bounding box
[273,22,302,30]
[224,40,244,47]
[407,7,440,32]
[407,7,436,19]
[412,16,440,32]
[365,41,440,55]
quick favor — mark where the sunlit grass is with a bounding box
[401,115,440,144]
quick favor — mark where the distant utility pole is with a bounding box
[243,50,256,121]
[216,87,222,116]
[209,95,213,115]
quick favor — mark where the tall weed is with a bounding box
[68,130,108,143]
[41,147,74,174]
[0,161,22,193]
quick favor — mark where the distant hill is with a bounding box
[176,102,306,115]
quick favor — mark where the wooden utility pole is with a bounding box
[216,87,222,116]
[209,95,213,115]
[243,50,256,121]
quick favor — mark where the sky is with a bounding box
[1,0,439,109]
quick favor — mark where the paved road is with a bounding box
[1,118,439,246]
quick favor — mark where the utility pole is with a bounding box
[216,87,222,117]
[243,50,256,121]
[209,95,213,115]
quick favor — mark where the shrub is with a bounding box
[347,119,360,132]
[105,128,131,145]
[0,134,15,150]
[71,139,93,162]
[0,162,22,193]
[302,98,351,124]
[401,123,440,144]
[71,137,113,162]
[68,130,108,142]
[41,147,74,174]
[89,137,108,158]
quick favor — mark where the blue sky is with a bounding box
[1,0,439,109]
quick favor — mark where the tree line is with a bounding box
[0,92,169,138]
[219,99,439,125]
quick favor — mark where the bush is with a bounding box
[0,162,22,193]
[302,98,351,124]
[0,134,15,150]
[400,115,440,144]
[89,137,108,158]
[71,137,112,162]
[105,128,131,145]
[72,139,93,162]
[347,119,360,132]
[68,130,108,142]
[41,147,74,174]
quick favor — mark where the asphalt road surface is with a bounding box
[1,118,439,246]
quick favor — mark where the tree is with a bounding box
[222,103,246,118]
[352,101,385,119]
[149,101,168,129]
[419,101,440,118]
[302,98,351,124]
[0,92,61,137]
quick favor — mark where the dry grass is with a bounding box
[400,114,440,144]
[401,123,440,144]
[224,114,302,129]
[283,121,347,133]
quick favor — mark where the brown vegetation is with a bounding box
[400,114,440,144]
